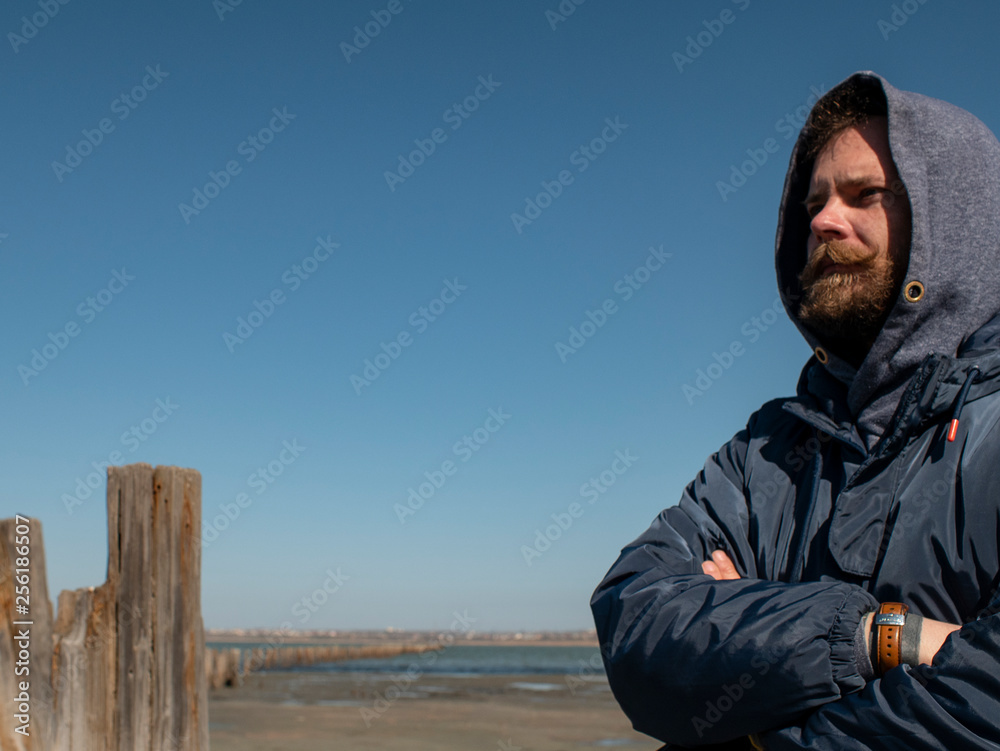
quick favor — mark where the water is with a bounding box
[207,643,604,676]
[301,645,602,675]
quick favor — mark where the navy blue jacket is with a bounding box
[592,72,1000,749]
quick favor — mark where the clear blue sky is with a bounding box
[3,1,997,631]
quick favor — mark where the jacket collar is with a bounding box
[782,310,1000,457]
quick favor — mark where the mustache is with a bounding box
[799,240,877,286]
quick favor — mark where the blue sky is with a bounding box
[4,1,998,631]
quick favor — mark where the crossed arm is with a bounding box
[595,522,1000,749]
[701,549,961,667]
[593,420,1000,748]
[593,533,1000,748]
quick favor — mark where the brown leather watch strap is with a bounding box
[875,602,909,676]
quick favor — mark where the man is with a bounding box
[591,71,1000,749]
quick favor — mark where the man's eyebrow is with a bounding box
[801,175,886,207]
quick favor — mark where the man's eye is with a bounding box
[860,187,883,199]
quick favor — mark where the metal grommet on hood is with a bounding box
[904,280,925,302]
[815,346,829,364]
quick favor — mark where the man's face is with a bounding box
[798,117,912,351]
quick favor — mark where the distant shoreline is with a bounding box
[206,628,599,648]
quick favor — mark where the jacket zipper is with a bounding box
[788,430,823,584]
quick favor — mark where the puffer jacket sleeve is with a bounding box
[757,596,1000,749]
[590,417,879,747]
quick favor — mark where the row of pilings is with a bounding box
[205,642,442,689]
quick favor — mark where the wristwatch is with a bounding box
[873,602,909,676]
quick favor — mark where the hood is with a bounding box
[776,71,1000,450]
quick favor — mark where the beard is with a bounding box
[797,239,905,354]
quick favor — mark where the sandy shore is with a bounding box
[208,670,661,750]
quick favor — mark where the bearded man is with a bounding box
[591,71,1000,750]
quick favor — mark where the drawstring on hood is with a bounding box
[947,366,979,442]
[775,71,1000,451]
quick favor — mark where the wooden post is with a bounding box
[50,585,116,750]
[43,464,208,751]
[121,465,210,751]
[0,517,55,751]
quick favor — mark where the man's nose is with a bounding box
[809,201,849,243]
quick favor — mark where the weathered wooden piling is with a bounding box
[0,517,55,751]
[1,464,209,751]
